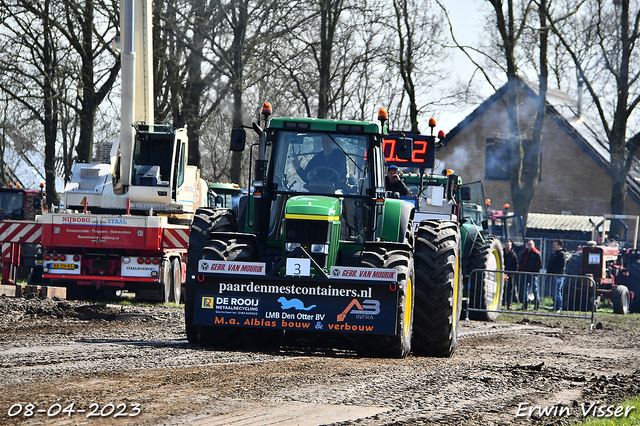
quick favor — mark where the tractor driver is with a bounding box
[292,134,347,189]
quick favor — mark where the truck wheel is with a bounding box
[185,209,235,344]
[161,259,171,304]
[412,220,462,357]
[27,268,42,285]
[468,236,503,321]
[613,285,630,315]
[170,257,182,304]
[356,247,414,358]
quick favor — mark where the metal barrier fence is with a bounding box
[466,269,597,326]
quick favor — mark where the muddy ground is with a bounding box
[1,296,639,426]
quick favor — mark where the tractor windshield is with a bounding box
[0,190,25,219]
[461,181,487,226]
[272,131,370,196]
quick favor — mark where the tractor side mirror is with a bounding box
[395,137,413,160]
[459,185,470,201]
[230,128,246,152]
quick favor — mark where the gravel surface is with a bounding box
[1,295,639,426]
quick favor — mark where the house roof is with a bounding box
[527,213,604,233]
[443,78,640,206]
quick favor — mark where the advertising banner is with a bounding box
[194,277,399,335]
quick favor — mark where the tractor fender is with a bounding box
[377,199,415,244]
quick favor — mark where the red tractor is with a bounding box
[487,203,526,252]
[564,215,639,314]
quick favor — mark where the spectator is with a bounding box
[385,165,410,196]
[519,239,542,310]
[503,239,519,309]
[547,239,567,313]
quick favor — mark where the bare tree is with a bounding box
[438,0,548,225]
[50,0,120,164]
[153,0,300,185]
[0,0,70,206]
[547,0,640,216]
[388,0,448,133]
[271,0,379,119]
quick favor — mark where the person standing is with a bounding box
[547,239,567,313]
[503,239,519,309]
[519,239,542,310]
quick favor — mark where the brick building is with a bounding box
[437,78,640,222]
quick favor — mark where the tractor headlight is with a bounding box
[286,242,301,252]
[311,244,328,254]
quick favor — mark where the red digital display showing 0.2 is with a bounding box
[383,136,435,167]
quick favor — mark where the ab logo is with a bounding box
[337,299,380,321]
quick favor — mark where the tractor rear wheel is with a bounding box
[184,208,234,344]
[613,285,630,315]
[356,247,414,358]
[412,220,462,357]
[468,236,503,321]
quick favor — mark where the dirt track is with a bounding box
[1,296,639,426]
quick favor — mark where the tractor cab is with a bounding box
[0,188,26,220]
[488,204,526,252]
[0,185,45,221]
[229,105,411,272]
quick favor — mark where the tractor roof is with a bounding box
[269,117,382,134]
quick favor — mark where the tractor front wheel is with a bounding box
[356,247,414,358]
[184,208,235,344]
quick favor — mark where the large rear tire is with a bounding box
[613,285,630,315]
[185,208,235,344]
[197,235,284,350]
[356,247,414,358]
[468,236,503,321]
[412,220,462,357]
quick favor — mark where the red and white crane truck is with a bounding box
[1,0,206,302]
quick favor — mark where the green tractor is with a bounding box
[184,105,462,358]
[207,182,243,209]
[386,132,504,322]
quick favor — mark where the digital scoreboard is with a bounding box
[383,135,436,168]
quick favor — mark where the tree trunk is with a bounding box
[229,0,248,186]
[75,0,95,163]
[43,0,59,207]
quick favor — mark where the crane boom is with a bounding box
[120,0,154,187]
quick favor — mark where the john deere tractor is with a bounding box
[184,105,464,358]
[387,132,504,322]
